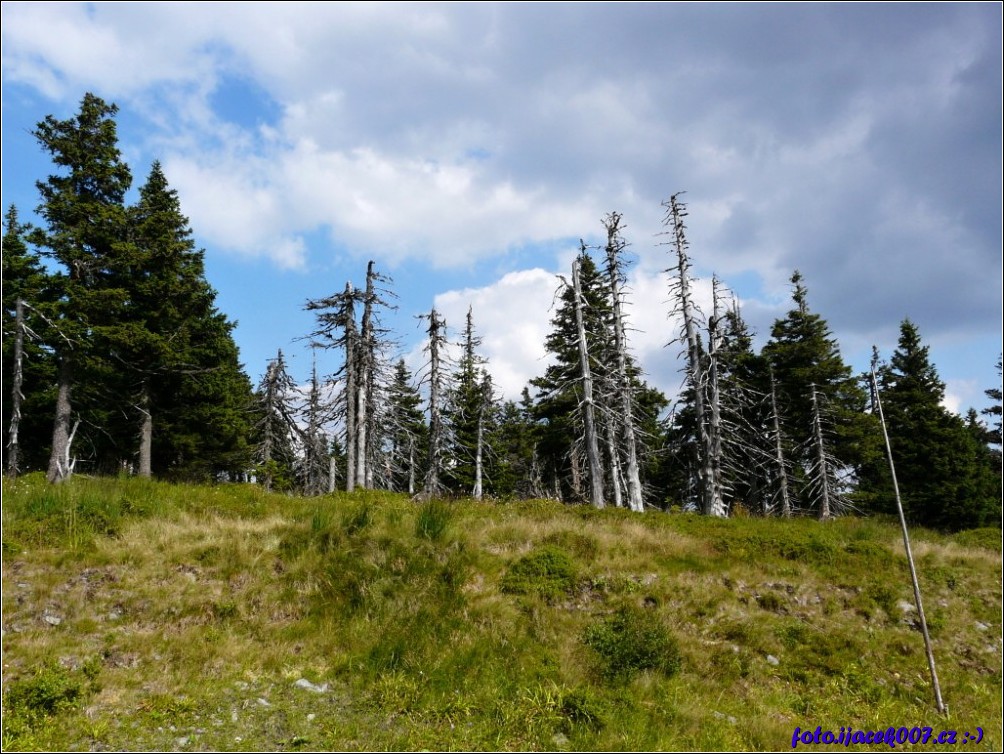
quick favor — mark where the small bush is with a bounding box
[2,660,98,741]
[500,546,578,602]
[583,605,681,683]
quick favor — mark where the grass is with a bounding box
[2,473,1001,751]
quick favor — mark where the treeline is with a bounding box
[3,94,1000,532]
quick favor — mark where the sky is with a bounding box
[2,2,1001,417]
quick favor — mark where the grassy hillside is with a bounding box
[2,475,1000,751]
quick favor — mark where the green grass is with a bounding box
[2,473,1001,751]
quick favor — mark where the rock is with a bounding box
[896,599,916,613]
[712,711,738,724]
[975,621,989,632]
[256,698,271,707]
[766,654,780,666]
[307,713,316,722]
[552,732,569,747]
[294,678,329,694]
[42,613,62,626]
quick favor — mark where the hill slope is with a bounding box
[2,475,1001,751]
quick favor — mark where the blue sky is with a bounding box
[2,2,1001,416]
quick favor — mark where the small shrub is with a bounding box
[2,660,97,740]
[500,546,578,602]
[583,605,681,683]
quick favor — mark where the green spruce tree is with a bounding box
[761,271,877,514]
[30,93,133,481]
[866,320,1000,530]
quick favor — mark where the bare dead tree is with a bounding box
[707,276,727,513]
[473,372,494,500]
[663,193,724,516]
[5,299,27,479]
[602,212,644,512]
[572,255,605,509]
[805,383,850,519]
[306,280,360,491]
[768,365,793,517]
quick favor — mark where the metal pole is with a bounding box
[870,362,946,715]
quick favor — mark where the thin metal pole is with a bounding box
[870,362,946,715]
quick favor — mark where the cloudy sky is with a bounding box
[2,2,1001,414]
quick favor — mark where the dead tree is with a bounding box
[473,372,494,500]
[707,277,726,513]
[420,308,449,497]
[768,366,793,517]
[573,255,605,509]
[805,383,848,519]
[602,212,644,512]
[5,299,26,478]
[306,280,360,491]
[663,193,724,516]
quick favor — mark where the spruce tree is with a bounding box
[31,93,132,481]
[761,271,876,513]
[384,359,427,494]
[252,349,299,491]
[865,320,1000,530]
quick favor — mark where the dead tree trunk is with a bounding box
[603,213,644,513]
[138,383,153,478]
[473,403,484,500]
[343,284,358,492]
[356,262,379,490]
[810,384,832,520]
[707,278,726,514]
[664,193,724,516]
[6,298,26,479]
[47,355,74,483]
[573,257,605,509]
[768,366,792,517]
[604,416,625,508]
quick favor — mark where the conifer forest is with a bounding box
[4,93,1001,533]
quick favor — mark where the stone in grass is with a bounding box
[294,678,329,694]
[766,654,780,666]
